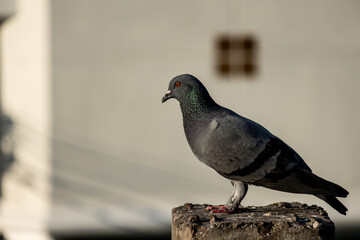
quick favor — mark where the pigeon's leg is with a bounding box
[206,181,248,213]
[225,181,248,210]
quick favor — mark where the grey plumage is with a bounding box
[162,74,348,215]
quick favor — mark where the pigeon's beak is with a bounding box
[162,90,172,103]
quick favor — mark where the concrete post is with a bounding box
[172,202,335,240]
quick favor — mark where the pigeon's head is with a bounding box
[162,74,212,105]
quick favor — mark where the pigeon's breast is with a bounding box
[184,118,219,165]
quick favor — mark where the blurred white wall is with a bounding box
[0,0,52,239]
[0,0,359,237]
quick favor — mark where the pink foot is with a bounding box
[206,205,236,214]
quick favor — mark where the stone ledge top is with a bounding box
[172,202,335,240]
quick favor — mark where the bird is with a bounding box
[162,74,348,215]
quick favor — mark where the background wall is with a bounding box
[0,0,52,239]
[1,0,359,238]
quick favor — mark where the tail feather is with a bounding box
[255,168,349,197]
[297,169,349,197]
[253,167,349,215]
[316,194,348,215]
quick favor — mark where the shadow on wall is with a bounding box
[0,111,14,198]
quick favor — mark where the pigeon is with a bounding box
[162,74,348,215]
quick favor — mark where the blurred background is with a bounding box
[0,0,359,239]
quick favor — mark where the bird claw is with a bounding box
[206,205,242,214]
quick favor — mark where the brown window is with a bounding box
[215,35,258,77]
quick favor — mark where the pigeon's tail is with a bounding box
[255,168,349,197]
[253,168,348,214]
[315,194,348,215]
[296,169,349,198]
[297,169,348,215]
[290,169,348,215]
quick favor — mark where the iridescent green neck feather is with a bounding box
[180,88,219,120]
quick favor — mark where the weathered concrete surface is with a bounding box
[172,202,335,240]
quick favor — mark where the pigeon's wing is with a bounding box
[201,110,309,183]
[201,110,348,197]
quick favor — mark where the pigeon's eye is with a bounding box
[175,82,181,87]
